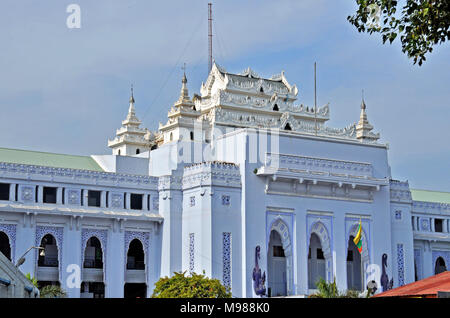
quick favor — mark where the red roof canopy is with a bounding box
[373,271,450,298]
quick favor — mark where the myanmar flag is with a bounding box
[353,219,363,254]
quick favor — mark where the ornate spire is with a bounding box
[107,86,149,155]
[356,95,380,142]
[175,64,193,106]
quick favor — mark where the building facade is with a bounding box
[0,64,448,297]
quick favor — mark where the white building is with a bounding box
[0,63,448,297]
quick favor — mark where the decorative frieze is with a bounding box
[182,162,241,190]
[265,153,373,178]
[0,162,158,188]
[412,201,450,214]
[158,175,183,191]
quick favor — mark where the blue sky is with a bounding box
[0,0,449,191]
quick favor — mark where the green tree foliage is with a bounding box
[152,271,232,298]
[308,277,363,298]
[40,285,67,298]
[348,0,450,65]
[25,273,38,288]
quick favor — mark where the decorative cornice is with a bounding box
[412,200,450,214]
[158,175,183,191]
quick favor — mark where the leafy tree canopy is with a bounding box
[40,285,67,298]
[348,0,450,65]
[152,271,232,298]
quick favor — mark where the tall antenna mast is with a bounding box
[314,62,318,136]
[208,3,213,74]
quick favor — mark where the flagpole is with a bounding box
[360,217,364,292]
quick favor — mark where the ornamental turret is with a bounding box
[356,98,380,142]
[158,71,201,144]
[108,86,150,155]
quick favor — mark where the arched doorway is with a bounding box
[307,221,332,291]
[267,230,287,297]
[125,239,147,297]
[266,218,293,297]
[435,257,447,275]
[347,235,362,291]
[37,234,60,287]
[0,231,11,260]
[308,233,326,289]
[82,237,105,298]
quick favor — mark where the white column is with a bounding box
[61,223,82,298]
[444,219,449,233]
[106,229,125,297]
[431,218,435,232]
[82,190,88,206]
[9,183,16,201]
[125,193,130,210]
[37,185,43,203]
[422,242,434,278]
[333,214,347,292]
[15,219,36,277]
[56,187,63,205]
[100,191,106,208]
[143,194,149,211]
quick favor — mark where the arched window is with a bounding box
[38,234,58,267]
[84,237,103,269]
[118,150,121,156]
[260,87,264,93]
[169,132,173,141]
[267,230,287,297]
[284,123,292,131]
[435,257,447,275]
[0,231,11,260]
[273,104,279,111]
[347,235,363,291]
[190,131,194,141]
[127,239,145,270]
[136,149,140,155]
[308,233,326,290]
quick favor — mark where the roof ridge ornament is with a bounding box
[239,67,260,78]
